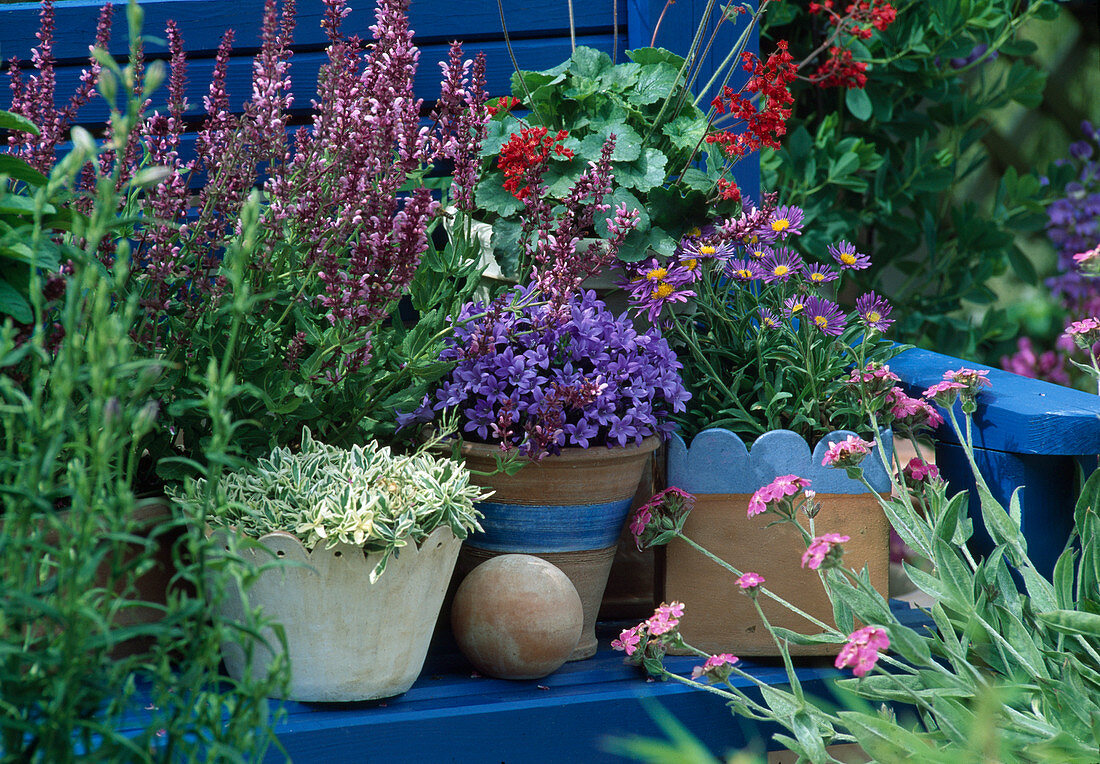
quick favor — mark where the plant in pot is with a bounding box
[175,428,487,702]
[0,0,492,479]
[624,192,945,655]
[400,140,691,660]
[470,0,787,287]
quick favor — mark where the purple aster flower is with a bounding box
[783,294,809,317]
[757,308,781,331]
[768,205,804,237]
[829,240,871,270]
[746,243,774,261]
[855,291,894,332]
[759,247,804,284]
[804,295,846,336]
[803,263,839,285]
[726,259,761,283]
[679,237,735,262]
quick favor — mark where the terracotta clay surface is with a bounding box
[662,492,890,656]
[451,554,583,680]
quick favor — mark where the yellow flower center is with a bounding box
[747,234,759,244]
[810,272,825,281]
[652,282,674,299]
[841,253,857,266]
[751,249,767,259]
[814,315,829,328]
[790,302,804,313]
[688,226,702,237]
[684,258,699,271]
[699,245,716,256]
[772,218,790,232]
[735,269,754,279]
[645,266,668,281]
[866,311,881,323]
[773,265,789,276]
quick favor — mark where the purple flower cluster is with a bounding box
[404,286,689,458]
[1046,122,1100,315]
[624,196,885,340]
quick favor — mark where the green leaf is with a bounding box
[626,47,687,70]
[662,114,709,152]
[1053,547,1078,610]
[616,148,667,192]
[578,123,642,163]
[1037,610,1100,639]
[0,109,40,136]
[790,711,828,763]
[845,88,873,121]
[474,174,523,217]
[0,279,32,323]
[627,63,683,106]
[0,195,56,217]
[567,46,613,79]
[0,155,48,186]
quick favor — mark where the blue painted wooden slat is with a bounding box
[16,33,627,125]
[0,0,627,61]
[890,345,1100,576]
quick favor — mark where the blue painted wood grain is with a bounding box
[469,498,635,552]
[668,427,894,494]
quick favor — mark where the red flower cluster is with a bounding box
[808,0,897,90]
[706,41,797,160]
[814,46,868,89]
[486,95,521,116]
[498,126,574,199]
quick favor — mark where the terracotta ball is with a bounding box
[451,554,583,680]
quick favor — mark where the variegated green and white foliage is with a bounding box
[189,429,486,577]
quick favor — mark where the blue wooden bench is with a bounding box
[890,346,1100,577]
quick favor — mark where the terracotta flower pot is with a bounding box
[212,525,462,702]
[662,428,893,656]
[457,436,661,660]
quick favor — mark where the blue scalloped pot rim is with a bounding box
[469,499,634,553]
[668,428,894,495]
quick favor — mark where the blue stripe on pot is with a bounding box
[667,428,894,494]
[468,498,635,553]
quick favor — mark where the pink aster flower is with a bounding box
[801,532,850,570]
[691,652,739,681]
[835,625,890,677]
[821,435,874,468]
[736,572,766,591]
[828,240,871,270]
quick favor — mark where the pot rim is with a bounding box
[459,434,661,466]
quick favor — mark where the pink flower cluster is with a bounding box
[834,625,890,677]
[801,532,850,570]
[691,653,739,682]
[923,367,992,409]
[820,435,873,468]
[629,487,695,550]
[902,457,939,483]
[747,474,811,517]
[611,601,686,657]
